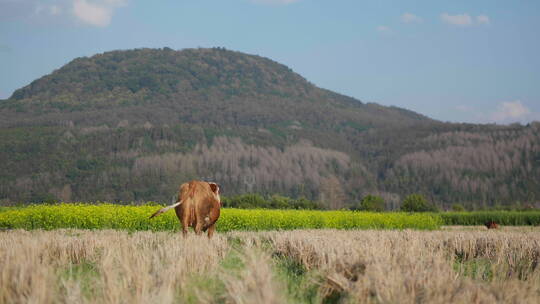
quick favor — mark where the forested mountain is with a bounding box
[1,47,539,209]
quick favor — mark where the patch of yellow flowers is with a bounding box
[0,203,442,231]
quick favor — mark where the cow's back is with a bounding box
[175,181,218,228]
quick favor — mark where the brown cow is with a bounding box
[150,180,221,238]
[485,221,499,229]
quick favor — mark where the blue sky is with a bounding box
[1,0,539,124]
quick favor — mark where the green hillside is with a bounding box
[1,47,539,209]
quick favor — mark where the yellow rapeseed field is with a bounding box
[0,203,442,231]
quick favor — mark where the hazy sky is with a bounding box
[1,0,539,124]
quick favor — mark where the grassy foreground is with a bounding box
[0,203,441,231]
[1,228,539,304]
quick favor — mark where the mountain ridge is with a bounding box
[1,47,430,128]
[1,47,538,208]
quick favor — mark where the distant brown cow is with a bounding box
[150,180,221,238]
[485,221,499,229]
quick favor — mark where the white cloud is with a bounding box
[477,15,490,25]
[0,1,64,20]
[489,101,533,123]
[401,12,422,24]
[72,0,127,27]
[1,0,127,26]
[73,0,110,27]
[441,13,491,27]
[376,25,392,33]
[441,13,473,26]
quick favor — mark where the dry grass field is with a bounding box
[1,227,539,304]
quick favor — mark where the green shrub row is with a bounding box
[222,194,322,209]
[440,211,540,226]
[0,203,441,231]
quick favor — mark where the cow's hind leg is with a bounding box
[181,222,189,237]
[176,207,189,237]
[194,222,204,235]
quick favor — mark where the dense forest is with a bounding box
[1,47,539,209]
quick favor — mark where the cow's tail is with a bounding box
[149,201,182,219]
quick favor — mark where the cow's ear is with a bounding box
[208,182,219,194]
